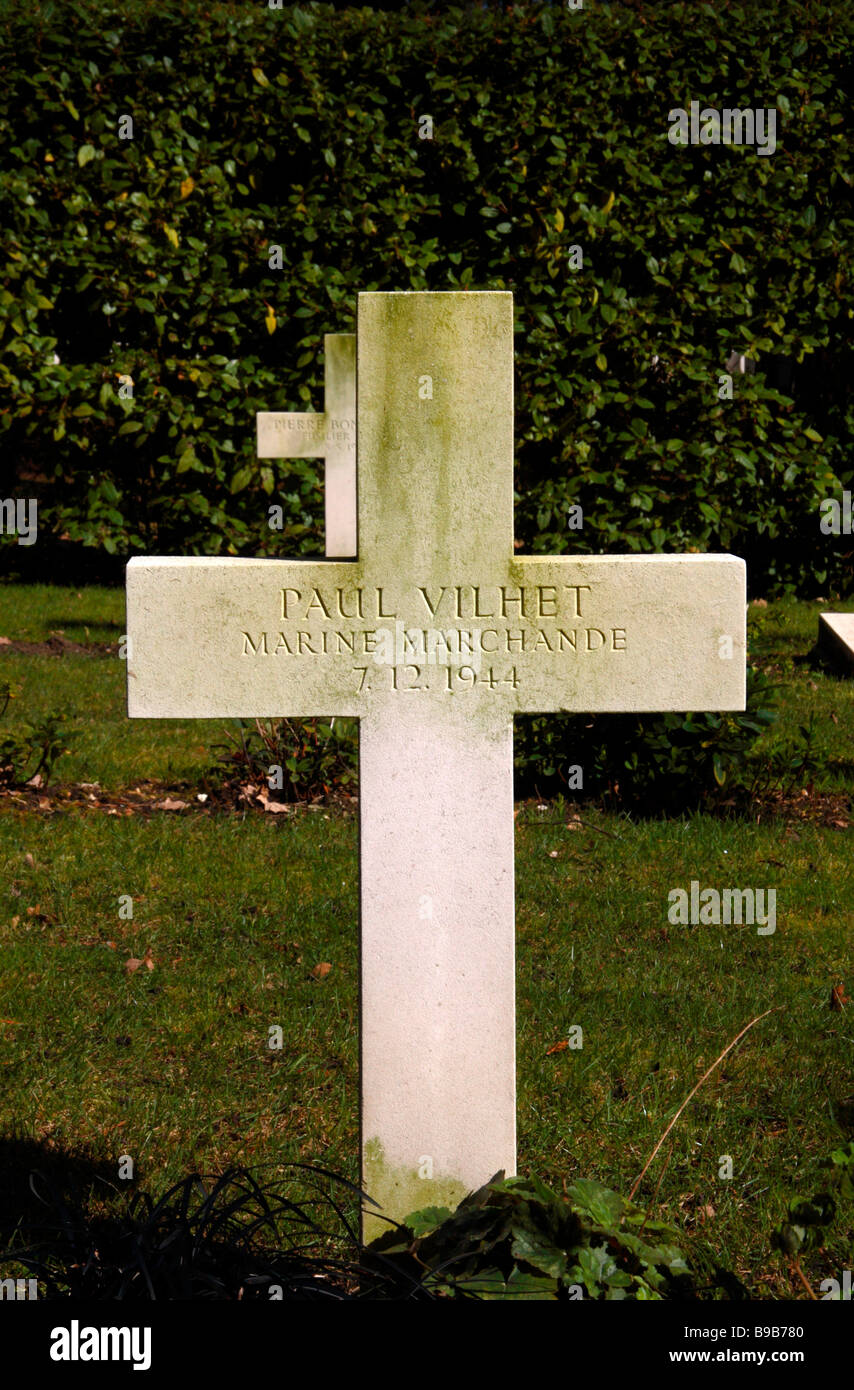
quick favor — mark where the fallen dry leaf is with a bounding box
[24,852,35,868]
[0,636,10,646]
[126,946,155,975]
[26,773,43,789]
[154,798,189,811]
[830,984,849,1011]
[257,787,291,814]
[546,1040,569,1055]
[310,962,332,980]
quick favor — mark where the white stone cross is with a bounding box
[256,332,356,557]
[126,291,746,1241]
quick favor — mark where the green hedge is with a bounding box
[1,0,852,599]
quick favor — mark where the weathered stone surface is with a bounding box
[125,553,745,719]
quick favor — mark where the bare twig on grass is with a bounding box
[792,1257,818,1301]
[629,1008,780,1204]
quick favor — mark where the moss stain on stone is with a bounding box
[362,1137,470,1245]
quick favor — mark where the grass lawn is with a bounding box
[1,582,853,1297]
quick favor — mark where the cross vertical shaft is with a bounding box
[356,294,518,1235]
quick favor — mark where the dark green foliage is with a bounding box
[515,660,780,810]
[371,1171,745,1299]
[210,715,357,803]
[1,1,852,594]
[0,678,76,786]
[0,1149,432,1299]
[772,1141,854,1265]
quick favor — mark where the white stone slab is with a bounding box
[127,290,747,1242]
[818,612,854,673]
[125,554,745,719]
[257,332,356,556]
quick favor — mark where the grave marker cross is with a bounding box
[256,332,356,557]
[127,292,746,1240]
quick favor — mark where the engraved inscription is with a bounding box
[328,416,355,441]
[267,415,354,440]
[239,581,629,692]
[351,664,520,694]
[278,585,591,623]
[270,416,322,433]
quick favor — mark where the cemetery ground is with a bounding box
[1,584,852,1298]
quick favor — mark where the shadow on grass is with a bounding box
[0,1132,431,1300]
